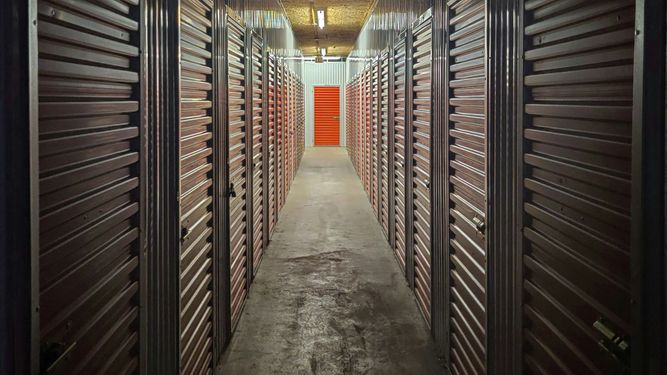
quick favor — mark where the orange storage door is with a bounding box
[314,86,340,146]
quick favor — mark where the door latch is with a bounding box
[472,216,485,234]
[228,183,237,198]
[593,318,630,373]
[181,226,190,241]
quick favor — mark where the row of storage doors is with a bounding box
[35,3,303,374]
[347,1,641,374]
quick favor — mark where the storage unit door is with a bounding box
[250,34,264,274]
[179,1,217,373]
[380,53,391,239]
[521,1,635,373]
[314,86,341,146]
[412,14,433,325]
[37,0,142,373]
[268,54,276,236]
[227,15,248,327]
[365,69,372,197]
[393,36,408,272]
[372,62,381,218]
[276,65,284,214]
[446,0,488,373]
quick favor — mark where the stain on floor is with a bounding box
[220,147,445,375]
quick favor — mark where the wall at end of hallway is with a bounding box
[303,62,347,147]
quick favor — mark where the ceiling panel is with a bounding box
[282,0,376,56]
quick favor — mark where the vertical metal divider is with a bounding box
[487,0,522,373]
[441,3,452,366]
[220,5,232,349]
[261,42,270,250]
[174,0,185,371]
[405,29,416,290]
[212,0,224,367]
[430,0,447,359]
[245,30,255,292]
[388,39,396,250]
[631,0,666,372]
[376,58,383,221]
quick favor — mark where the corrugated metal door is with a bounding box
[380,53,391,238]
[179,1,216,372]
[446,0,488,373]
[412,14,433,325]
[365,68,372,197]
[226,13,248,327]
[37,0,142,372]
[521,1,635,373]
[250,33,264,274]
[314,86,341,146]
[372,62,381,218]
[276,63,284,215]
[393,35,408,272]
[267,54,276,236]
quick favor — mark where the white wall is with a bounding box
[302,62,347,147]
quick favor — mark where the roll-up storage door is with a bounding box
[372,61,381,219]
[521,1,635,373]
[179,1,217,373]
[380,52,391,238]
[250,33,264,275]
[346,83,353,157]
[411,12,433,325]
[393,35,408,272]
[267,53,277,236]
[226,12,248,328]
[446,0,487,373]
[365,68,373,197]
[276,63,284,215]
[37,0,142,373]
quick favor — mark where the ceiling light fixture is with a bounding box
[320,48,327,57]
[317,10,325,29]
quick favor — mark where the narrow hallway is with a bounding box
[221,148,444,374]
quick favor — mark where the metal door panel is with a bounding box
[446,0,487,373]
[250,34,264,274]
[267,54,277,236]
[394,36,408,272]
[37,0,142,372]
[521,1,635,373]
[227,14,248,328]
[412,13,433,324]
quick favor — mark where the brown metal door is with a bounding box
[380,53,391,239]
[365,68,372,197]
[446,0,488,373]
[412,14,433,325]
[267,54,276,236]
[179,2,216,372]
[521,1,635,373]
[37,0,142,372]
[372,62,381,219]
[226,14,248,327]
[393,35,408,272]
[276,64,284,215]
[250,34,264,274]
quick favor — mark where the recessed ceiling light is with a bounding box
[321,48,327,57]
[317,10,325,29]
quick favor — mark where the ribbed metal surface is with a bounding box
[37,0,141,372]
[521,1,635,373]
[380,52,391,238]
[393,35,408,272]
[179,1,215,373]
[250,33,264,275]
[411,14,433,325]
[372,61,381,218]
[276,63,284,215]
[227,14,248,328]
[268,54,277,236]
[446,0,488,373]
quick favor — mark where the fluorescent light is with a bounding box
[317,10,325,29]
[320,48,327,57]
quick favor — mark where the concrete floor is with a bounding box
[220,147,445,375]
